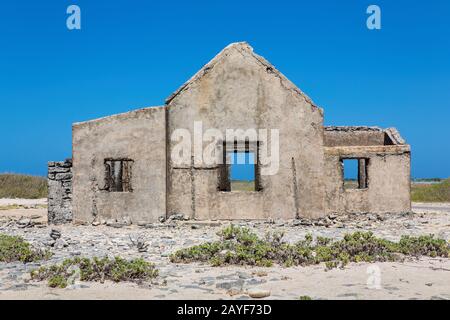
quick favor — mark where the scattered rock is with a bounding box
[216,279,244,290]
[54,238,68,249]
[246,278,267,286]
[182,221,222,227]
[404,222,414,229]
[130,235,149,252]
[247,289,271,299]
[167,213,185,222]
[227,289,242,296]
[45,239,56,247]
[106,219,124,228]
[136,221,148,227]
[236,272,252,279]
[50,229,62,240]
[17,218,33,228]
[106,219,116,226]
[300,219,312,226]
[253,271,268,277]
[121,216,132,226]
[314,220,326,227]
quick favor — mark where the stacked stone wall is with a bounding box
[48,159,73,224]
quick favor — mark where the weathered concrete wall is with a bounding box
[324,145,411,214]
[167,42,326,219]
[72,107,166,224]
[48,159,73,224]
[324,126,387,147]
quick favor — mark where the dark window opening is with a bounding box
[104,159,133,192]
[342,158,369,189]
[218,141,261,192]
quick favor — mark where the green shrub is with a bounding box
[397,234,449,257]
[0,234,51,263]
[170,225,450,269]
[31,256,159,288]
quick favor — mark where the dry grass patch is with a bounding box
[0,174,47,199]
[411,178,450,202]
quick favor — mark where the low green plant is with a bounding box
[299,295,312,300]
[31,256,159,288]
[397,234,448,257]
[0,234,51,263]
[170,225,450,269]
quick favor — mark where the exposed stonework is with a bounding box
[50,42,411,224]
[48,159,73,224]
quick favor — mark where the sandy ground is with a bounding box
[0,199,47,225]
[0,198,47,207]
[413,202,450,213]
[0,200,449,300]
[0,258,449,300]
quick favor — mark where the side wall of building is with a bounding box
[167,44,326,220]
[324,145,411,214]
[72,107,166,224]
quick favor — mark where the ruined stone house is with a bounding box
[48,42,411,225]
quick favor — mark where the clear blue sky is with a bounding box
[230,152,256,182]
[0,0,449,178]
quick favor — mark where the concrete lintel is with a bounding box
[324,145,410,156]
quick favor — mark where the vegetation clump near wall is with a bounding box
[411,178,450,202]
[31,256,159,288]
[170,225,449,269]
[0,174,47,199]
[0,234,51,263]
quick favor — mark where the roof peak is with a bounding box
[165,42,319,111]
